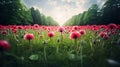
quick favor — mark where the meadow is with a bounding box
[0,24,120,67]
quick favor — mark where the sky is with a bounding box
[22,0,106,26]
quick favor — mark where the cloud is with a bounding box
[22,0,106,25]
[44,3,86,25]
[48,0,57,6]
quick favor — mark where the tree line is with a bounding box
[0,0,59,26]
[64,0,120,26]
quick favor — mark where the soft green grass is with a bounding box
[0,29,120,67]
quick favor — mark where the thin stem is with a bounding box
[29,40,30,45]
[75,39,78,54]
[56,43,59,54]
[61,32,63,42]
[3,35,5,40]
[77,44,80,56]
[29,40,31,49]
[28,40,32,54]
[81,46,83,67]
[44,46,47,61]
[50,37,51,41]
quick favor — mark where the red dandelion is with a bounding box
[70,31,80,39]
[47,27,51,32]
[48,32,55,38]
[0,40,10,51]
[108,23,117,29]
[104,34,109,39]
[79,30,86,35]
[24,33,34,40]
[1,30,7,35]
[72,26,78,30]
[99,32,106,38]
[33,24,39,28]
[17,26,23,30]
[99,32,109,39]
[57,27,65,32]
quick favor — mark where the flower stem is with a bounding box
[28,40,32,54]
[56,43,59,54]
[75,39,78,54]
[44,46,47,61]
[81,45,83,67]
[61,32,63,42]
[50,37,51,41]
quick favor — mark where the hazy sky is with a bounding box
[22,0,106,26]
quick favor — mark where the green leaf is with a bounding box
[29,54,39,61]
[68,54,75,60]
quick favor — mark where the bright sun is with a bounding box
[54,14,64,26]
[51,10,68,26]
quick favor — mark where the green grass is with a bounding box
[0,29,120,67]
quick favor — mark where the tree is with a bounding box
[0,0,32,25]
[83,4,99,25]
[64,0,120,26]
[30,7,59,26]
[101,0,120,24]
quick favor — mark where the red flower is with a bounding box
[33,24,39,28]
[108,23,117,29]
[47,27,51,32]
[42,26,47,30]
[104,34,109,39]
[72,26,78,30]
[70,31,80,39]
[79,30,86,35]
[48,32,55,38]
[57,27,65,32]
[24,33,34,40]
[1,30,7,35]
[0,40,10,51]
[99,32,106,38]
[17,26,23,29]
[99,32,109,39]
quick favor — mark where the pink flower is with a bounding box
[17,26,23,29]
[48,32,55,38]
[70,31,80,39]
[1,30,7,35]
[47,27,51,32]
[72,26,78,30]
[104,34,109,39]
[33,24,39,28]
[99,32,106,38]
[0,40,10,51]
[108,23,117,29]
[98,32,109,39]
[57,27,65,32]
[79,30,86,35]
[24,33,34,40]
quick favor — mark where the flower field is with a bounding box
[0,24,120,67]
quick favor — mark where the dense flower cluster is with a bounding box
[0,23,119,42]
[0,23,120,67]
